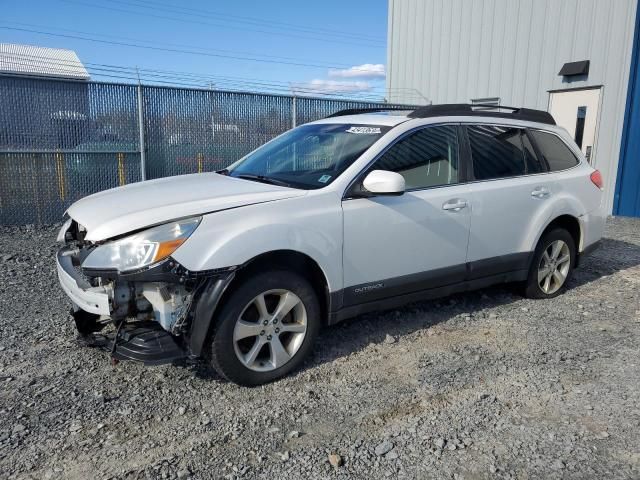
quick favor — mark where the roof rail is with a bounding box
[408,103,556,125]
[325,106,412,118]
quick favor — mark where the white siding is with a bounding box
[387,0,638,213]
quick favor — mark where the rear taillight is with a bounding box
[590,170,604,190]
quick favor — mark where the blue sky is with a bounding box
[1,0,389,99]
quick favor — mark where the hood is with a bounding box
[67,172,306,241]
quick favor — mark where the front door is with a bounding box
[341,124,471,307]
[549,87,602,164]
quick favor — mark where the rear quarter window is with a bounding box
[529,130,580,171]
[467,125,543,180]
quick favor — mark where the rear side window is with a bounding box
[529,130,580,171]
[467,125,544,180]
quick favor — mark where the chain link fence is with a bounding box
[0,76,414,225]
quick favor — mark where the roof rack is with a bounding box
[408,104,556,125]
[325,106,412,118]
[326,103,556,125]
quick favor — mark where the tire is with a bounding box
[207,270,321,386]
[524,228,576,299]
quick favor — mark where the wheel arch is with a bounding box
[535,214,582,253]
[217,250,333,330]
[233,250,332,323]
[189,249,333,358]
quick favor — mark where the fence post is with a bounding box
[291,94,297,128]
[117,152,126,186]
[54,150,66,201]
[291,95,297,170]
[197,152,204,173]
[137,82,147,181]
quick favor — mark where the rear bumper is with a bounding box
[579,210,606,254]
[56,250,111,316]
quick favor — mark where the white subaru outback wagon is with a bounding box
[57,104,605,385]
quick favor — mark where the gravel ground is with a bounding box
[1,217,639,480]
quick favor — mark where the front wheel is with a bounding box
[207,270,321,386]
[524,228,576,299]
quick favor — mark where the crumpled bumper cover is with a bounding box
[56,249,111,316]
[56,241,238,362]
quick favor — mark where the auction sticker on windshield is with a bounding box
[346,126,381,134]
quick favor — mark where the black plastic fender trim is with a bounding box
[188,272,236,357]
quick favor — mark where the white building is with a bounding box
[386,0,640,217]
[0,43,90,80]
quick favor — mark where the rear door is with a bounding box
[528,128,603,241]
[464,124,552,278]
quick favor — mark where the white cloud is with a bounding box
[328,63,385,80]
[291,64,385,96]
[292,79,373,95]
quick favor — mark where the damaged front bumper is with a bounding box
[56,244,235,365]
[57,249,112,316]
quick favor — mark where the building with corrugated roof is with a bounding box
[0,43,90,81]
[0,44,90,149]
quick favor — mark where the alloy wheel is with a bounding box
[537,240,571,294]
[233,289,307,372]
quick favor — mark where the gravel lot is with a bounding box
[1,217,639,479]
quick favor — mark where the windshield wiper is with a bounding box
[234,174,292,188]
[216,168,230,175]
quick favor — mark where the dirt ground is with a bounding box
[1,217,639,479]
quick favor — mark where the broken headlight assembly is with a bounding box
[82,217,201,272]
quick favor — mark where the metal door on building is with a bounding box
[548,87,602,165]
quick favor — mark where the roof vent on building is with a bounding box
[558,60,590,77]
[471,97,501,107]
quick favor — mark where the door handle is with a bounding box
[442,199,468,211]
[531,187,550,199]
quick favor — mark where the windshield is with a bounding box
[227,123,390,189]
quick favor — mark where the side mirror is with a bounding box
[362,170,405,195]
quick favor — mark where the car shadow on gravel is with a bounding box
[300,237,640,373]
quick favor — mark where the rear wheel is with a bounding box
[207,270,320,386]
[524,228,576,299]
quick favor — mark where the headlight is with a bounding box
[82,217,201,272]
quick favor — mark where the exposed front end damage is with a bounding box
[57,219,235,365]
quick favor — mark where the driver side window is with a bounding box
[373,125,460,189]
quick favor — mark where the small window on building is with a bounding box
[529,130,580,171]
[467,125,542,180]
[373,125,459,189]
[575,106,587,149]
